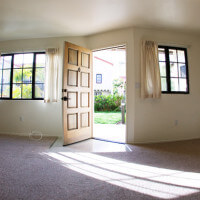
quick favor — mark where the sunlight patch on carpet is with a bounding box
[42,152,200,199]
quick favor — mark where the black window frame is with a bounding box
[0,52,45,100]
[96,74,102,84]
[158,45,189,94]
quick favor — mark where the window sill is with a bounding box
[0,98,44,100]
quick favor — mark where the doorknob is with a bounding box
[61,96,70,101]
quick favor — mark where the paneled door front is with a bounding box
[63,42,93,145]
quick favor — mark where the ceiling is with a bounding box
[0,0,200,41]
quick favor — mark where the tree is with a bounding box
[112,78,125,95]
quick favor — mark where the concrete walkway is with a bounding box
[93,124,126,143]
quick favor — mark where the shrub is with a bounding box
[94,94,123,112]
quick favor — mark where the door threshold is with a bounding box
[93,137,125,144]
[63,138,91,146]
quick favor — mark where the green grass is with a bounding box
[94,112,122,124]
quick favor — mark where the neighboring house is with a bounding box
[93,49,126,96]
[93,56,114,96]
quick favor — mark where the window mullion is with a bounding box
[10,55,14,99]
[165,47,171,92]
[1,58,3,97]
[185,49,190,93]
[21,54,24,99]
[32,53,36,99]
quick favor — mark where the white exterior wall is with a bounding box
[93,57,113,94]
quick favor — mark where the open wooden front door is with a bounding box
[63,42,93,145]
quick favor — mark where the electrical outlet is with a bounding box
[135,82,141,89]
[174,120,178,126]
[19,116,24,122]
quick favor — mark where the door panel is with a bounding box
[81,92,89,107]
[81,72,89,87]
[68,49,78,65]
[81,112,89,128]
[63,42,93,145]
[67,92,78,108]
[81,53,90,68]
[68,70,78,86]
[68,114,78,130]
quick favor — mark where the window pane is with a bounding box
[3,69,11,84]
[169,49,177,62]
[161,78,167,91]
[96,74,102,83]
[179,78,187,92]
[179,64,186,78]
[159,62,166,76]
[36,68,45,83]
[13,69,22,83]
[36,54,45,67]
[14,54,23,68]
[23,69,32,83]
[13,84,22,99]
[23,54,33,68]
[171,78,179,91]
[35,84,44,98]
[0,70,2,83]
[3,56,12,69]
[158,48,165,61]
[22,84,32,99]
[178,50,185,63]
[170,63,178,77]
[0,57,3,69]
[2,84,10,97]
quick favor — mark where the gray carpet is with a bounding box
[0,135,200,200]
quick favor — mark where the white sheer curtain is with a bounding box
[141,40,161,99]
[44,48,59,103]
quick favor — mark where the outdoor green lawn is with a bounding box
[94,112,124,124]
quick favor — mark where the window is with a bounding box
[158,46,189,93]
[96,74,102,84]
[0,52,45,99]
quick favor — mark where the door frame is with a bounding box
[92,44,128,143]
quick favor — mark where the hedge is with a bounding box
[94,94,123,112]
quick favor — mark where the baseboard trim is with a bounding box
[131,136,200,145]
[0,131,59,138]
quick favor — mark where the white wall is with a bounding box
[1,27,200,144]
[93,57,114,92]
[133,28,200,143]
[0,36,87,137]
